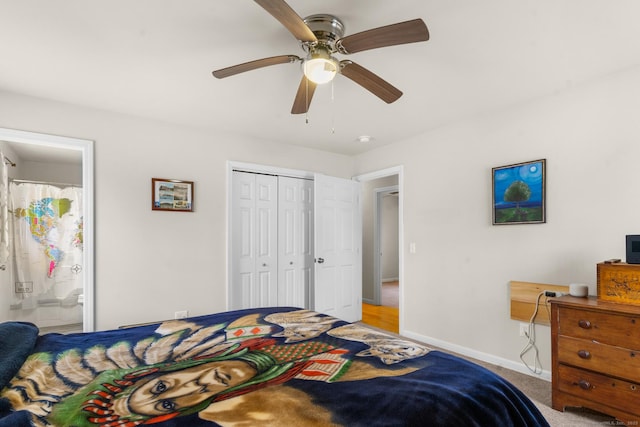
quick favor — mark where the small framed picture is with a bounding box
[152,178,194,212]
[492,159,545,225]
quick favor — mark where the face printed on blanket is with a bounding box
[49,337,343,426]
[125,360,257,416]
[2,310,431,427]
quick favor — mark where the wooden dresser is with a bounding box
[551,296,640,423]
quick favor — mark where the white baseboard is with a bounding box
[402,329,551,382]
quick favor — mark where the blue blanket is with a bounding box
[0,307,549,426]
[0,321,39,427]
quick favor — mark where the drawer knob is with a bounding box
[577,379,592,390]
[578,319,592,329]
[577,350,591,359]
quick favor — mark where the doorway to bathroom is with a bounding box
[0,127,94,333]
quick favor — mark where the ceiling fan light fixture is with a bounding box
[303,47,338,84]
[212,2,430,115]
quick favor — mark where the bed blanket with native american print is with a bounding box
[0,307,549,427]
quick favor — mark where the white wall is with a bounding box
[354,64,640,377]
[0,90,354,330]
[2,61,639,377]
[17,160,82,185]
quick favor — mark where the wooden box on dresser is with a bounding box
[551,295,640,424]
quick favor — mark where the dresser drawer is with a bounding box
[557,364,640,414]
[558,306,640,348]
[558,335,640,381]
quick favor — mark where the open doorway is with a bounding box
[355,167,402,334]
[0,127,94,332]
[377,186,399,308]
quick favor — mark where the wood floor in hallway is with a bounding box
[361,280,399,333]
[362,303,399,333]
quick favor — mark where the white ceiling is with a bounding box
[1,1,640,156]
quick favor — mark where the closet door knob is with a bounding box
[262,263,267,267]
[316,258,325,264]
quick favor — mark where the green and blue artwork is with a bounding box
[492,159,546,224]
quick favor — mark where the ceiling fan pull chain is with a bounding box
[331,80,335,134]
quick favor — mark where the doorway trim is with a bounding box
[354,165,404,333]
[0,127,95,331]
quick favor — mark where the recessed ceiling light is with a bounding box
[357,135,373,143]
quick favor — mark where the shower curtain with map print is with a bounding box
[9,182,83,310]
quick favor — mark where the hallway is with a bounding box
[362,281,399,333]
[381,280,399,307]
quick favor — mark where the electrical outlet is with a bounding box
[519,323,529,337]
[174,310,189,319]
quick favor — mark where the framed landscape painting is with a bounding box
[492,159,545,225]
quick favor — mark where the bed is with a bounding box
[0,307,549,426]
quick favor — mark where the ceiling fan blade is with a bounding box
[212,55,300,79]
[254,0,317,43]
[340,61,402,104]
[336,19,429,54]
[291,76,317,114]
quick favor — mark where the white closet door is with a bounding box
[230,171,278,309]
[313,174,362,322]
[278,176,313,308]
[232,169,361,317]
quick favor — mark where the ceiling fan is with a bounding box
[212,0,429,114]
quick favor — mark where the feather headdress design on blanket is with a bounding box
[1,310,430,427]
